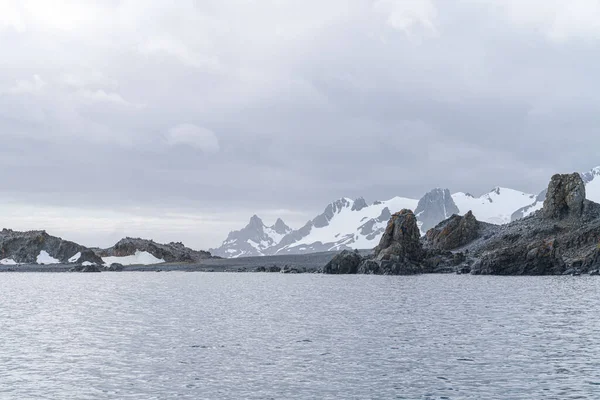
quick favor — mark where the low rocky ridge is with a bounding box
[0,229,103,265]
[95,238,214,263]
[324,173,600,276]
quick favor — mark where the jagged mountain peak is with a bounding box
[271,218,291,234]
[247,214,264,228]
[415,188,459,232]
[212,165,600,258]
[352,197,368,211]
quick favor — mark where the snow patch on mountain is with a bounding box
[68,252,82,263]
[273,196,418,254]
[583,166,600,203]
[452,187,536,225]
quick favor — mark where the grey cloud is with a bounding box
[1,0,600,249]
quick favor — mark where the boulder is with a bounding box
[323,250,363,274]
[543,173,586,219]
[424,211,480,250]
[106,263,124,271]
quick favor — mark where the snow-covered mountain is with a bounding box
[453,187,537,225]
[415,188,459,232]
[212,166,600,258]
[270,197,418,255]
[209,215,292,258]
[582,166,600,201]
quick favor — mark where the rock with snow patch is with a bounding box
[0,229,103,265]
[98,238,212,264]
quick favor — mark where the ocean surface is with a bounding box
[1,273,599,399]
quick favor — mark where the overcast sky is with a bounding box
[1,0,600,249]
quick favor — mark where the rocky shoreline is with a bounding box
[3,172,600,276]
[324,173,600,276]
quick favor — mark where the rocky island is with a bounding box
[324,173,600,276]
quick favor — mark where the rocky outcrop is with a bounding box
[70,264,102,273]
[97,238,213,263]
[106,263,124,271]
[323,250,363,274]
[471,239,565,275]
[0,229,103,265]
[415,188,460,232]
[375,209,423,263]
[465,173,600,275]
[343,209,425,275]
[424,211,480,250]
[324,172,600,276]
[543,173,586,219]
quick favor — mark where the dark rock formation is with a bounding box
[323,250,363,274]
[106,263,124,271]
[97,238,212,263]
[375,209,423,263]
[464,173,600,275]
[0,229,103,265]
[322,172,600,276]
[357,259,380,274]
[70,264,102,273]
[415,188,460,232]
[471,239,565,275]
[543,173,586,219]
[424,211,480,250]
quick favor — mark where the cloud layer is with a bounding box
[1,0,600,248]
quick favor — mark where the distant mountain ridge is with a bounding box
[208,216,292,258]
[211,166,600,258]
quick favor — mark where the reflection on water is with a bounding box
[0,273,599,399]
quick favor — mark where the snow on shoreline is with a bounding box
[37,250,61,264]
[102,250,165,266]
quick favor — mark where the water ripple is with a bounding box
[0,273,599,399]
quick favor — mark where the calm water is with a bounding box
[1,273,599,399]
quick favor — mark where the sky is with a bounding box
[1,0,600,249]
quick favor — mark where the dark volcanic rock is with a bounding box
[424,211,480,251]
[106,263,124,271]
[375,209,423,262]
[323,250,363,274]
[357,259,381,274]
[463,173,600,275]
[472,239,565,275]
[0,229,103,265]
[543,173,586,219]
[415,188,460,232]
[70,264,102,273]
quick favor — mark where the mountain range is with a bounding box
[210,166,600,258]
